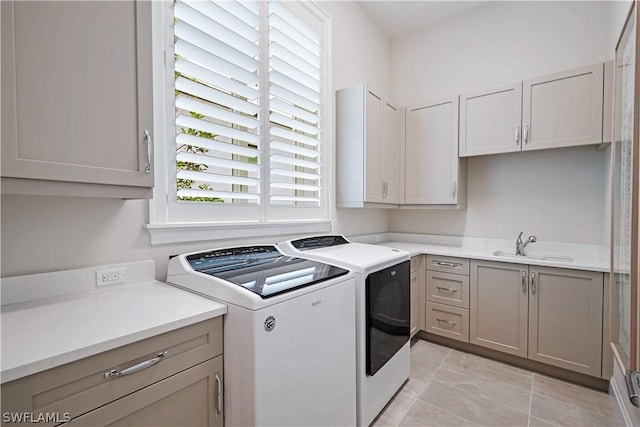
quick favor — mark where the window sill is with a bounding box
[146,220,332,245]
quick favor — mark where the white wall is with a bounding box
[389,1,618,245]
[390,146,609,244]
[319,0,390,237]
[0,1,390,279]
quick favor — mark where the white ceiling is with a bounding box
[356,1,488,39]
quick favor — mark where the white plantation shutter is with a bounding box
[166,0,327,225]
[174,0,261,205]
[268,1,323,207]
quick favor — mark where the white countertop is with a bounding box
[1,261,226,384]
[356,233,609,272]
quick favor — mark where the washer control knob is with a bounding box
[264,316,276,332]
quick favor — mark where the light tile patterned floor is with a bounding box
[372,339,624,427]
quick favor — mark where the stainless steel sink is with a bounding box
[491,250,573,263]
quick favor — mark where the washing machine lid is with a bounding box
[279,236,409,273]
[186,245,349,299]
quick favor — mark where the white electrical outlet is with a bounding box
[437,237,448,245]
[96,267,126,286]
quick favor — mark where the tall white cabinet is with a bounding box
[336,83,403,207]
[405,97,465,206]
[1,0,154,198]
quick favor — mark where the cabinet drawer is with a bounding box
[426,271,469,309]
[410,255,421,273]
[427,255,469,275]
[68,356,223,427]
[1,317,222,425]
[425,301,469,343]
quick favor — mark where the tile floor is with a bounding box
[372,339,624,427]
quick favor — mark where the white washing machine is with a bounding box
[278,235,411,426]
[167,245,356,426]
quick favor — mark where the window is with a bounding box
[149,0,331,243]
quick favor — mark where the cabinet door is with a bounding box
[406,97,460,204]
[68,356,223,427]
[364,90,383,203]
[522,63,604,151]
[528,267,603,377]
[410,269,419,337]
[460,83,522,157]
[381,101,401,204]
[1,1,153,189]
[470,260,528,357]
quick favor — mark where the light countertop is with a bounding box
[1,261,226,384]
[347,232,609,272]
[376,236,609,272]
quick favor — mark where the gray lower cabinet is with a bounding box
[1,0,154,198]
[470,260,604,377]
[68,356,223,427]
[1,317,223,427]
[425,255,470,342]
[410,255,424,337]
[470,261,528,357]
[528,266,603,377]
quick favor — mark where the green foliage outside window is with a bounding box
[176,112,224,203]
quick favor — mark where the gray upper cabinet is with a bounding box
[1,1,154,198]
[336,83,403,207]
[405,97,466,206]
[522,63,604,151]
[460,62,609,157]
[459,83,523,157]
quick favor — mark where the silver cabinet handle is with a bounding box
[215,372,223,417]
[435,261,458,268]
[521,271,527,293]
[523,123,529,144]
[104,351,167,379]
[625,370,640,407]
[436,318,456,326]
[515,124,520,145]
[436,285,458,293]
[381,180,385,198]
[384,181,388,198]
[452,181,457,197]
[144,130,152,174]
[531,272,536,295]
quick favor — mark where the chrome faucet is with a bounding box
[515,232,537,256]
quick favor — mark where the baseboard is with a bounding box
[419,332,609,391]
[611,375,633,426]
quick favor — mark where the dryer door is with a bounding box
[366,260,410,376]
